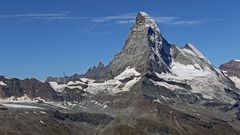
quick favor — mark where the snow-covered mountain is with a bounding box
[1,12,240,135]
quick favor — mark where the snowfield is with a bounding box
[0,81,7,86]
[49,81,85,92]
[230,76,240,89]
[0,94,69,109]
[153,59,236,104]
[1,103,44,109]
[48,67,141,95]
[170,61,211,79]
[85,67,141,94]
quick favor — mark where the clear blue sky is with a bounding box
[0,0,239,80]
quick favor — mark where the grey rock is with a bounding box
[219,60,240,77]
[84,61,107,80]
[107,12,171,78]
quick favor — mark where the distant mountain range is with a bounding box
[0,12,240,135]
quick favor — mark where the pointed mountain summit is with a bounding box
[107,11,171,78]
[84,61,107,80]
[136,11,160,33]
[106,11,236,104]
[45,11,238,106]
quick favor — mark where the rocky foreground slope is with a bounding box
[1,12,240,135]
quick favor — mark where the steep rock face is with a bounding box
[0,76,62,101]
[46,62,107,83]
[84,62,107,80]
[106,11,237,105]
[220,60,240,77]
[107,12,171,78]
[46,76,70,84]
[43,12,239,106]
[219,60,240,89]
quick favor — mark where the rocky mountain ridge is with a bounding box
[220,60,240,89]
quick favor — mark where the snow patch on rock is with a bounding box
[48,82,66,92]
[234,60,240,62]
[0,94,69,109]
[0,81,7,86]
[170,62,211,79]
[229,76,240,89]
[155,62,236,103]
[114,67,140,80]
[85,67,141,94]
[49,81,85,93]
[1,103,44,109]
[151,80,185,91]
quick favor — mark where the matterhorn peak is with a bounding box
[107,11,169,78]
[135,11,160,33]
[136,11,152,24]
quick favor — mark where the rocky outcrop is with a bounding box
[0,76,62,101]
[46,62,107,83]
[219,60,240,77]
[84,62,107,80]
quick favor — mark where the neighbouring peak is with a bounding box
[184,43,198,50]
[223,60,240,64]
[183,43,211,64]
[90,66,97,70]
[184,43,193,48]
[97,61,105,68]
[219,60,240,77]
[114,67,141,80]
[222,59,240,65]
[220,60,240,88]
[84,61,107,80]
[136,11,160,33]
[87,62,105,71]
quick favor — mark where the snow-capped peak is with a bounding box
[136,11,160,33]
[184,43,211,64]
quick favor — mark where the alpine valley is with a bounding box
[1,12,240,135]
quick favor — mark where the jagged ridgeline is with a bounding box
[1,12,240,135]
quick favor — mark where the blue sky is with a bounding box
[0,0,240,80]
